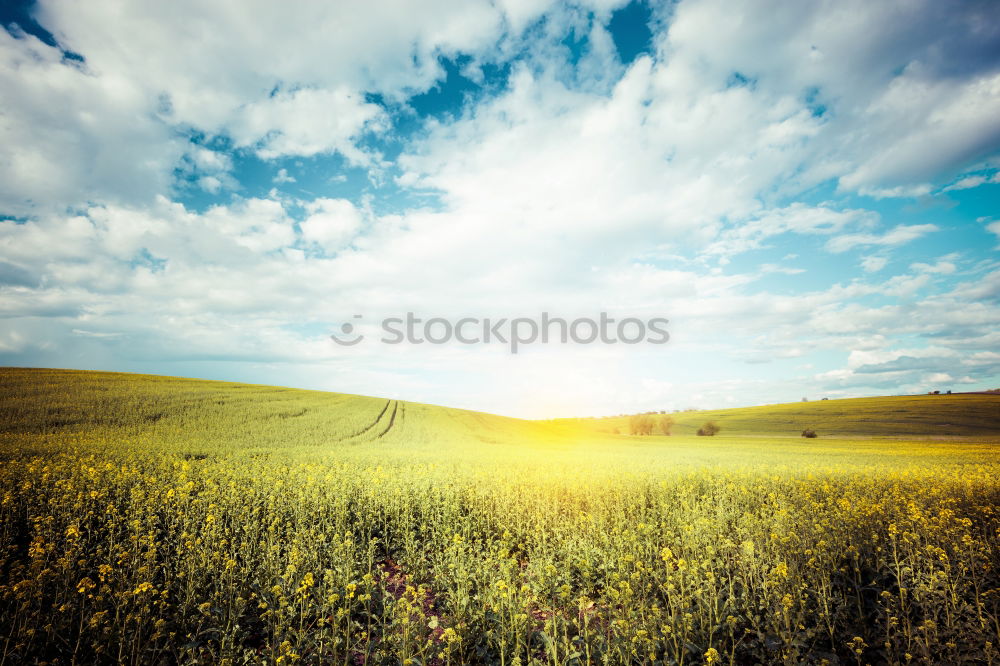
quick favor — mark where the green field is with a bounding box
[1,368,998,665]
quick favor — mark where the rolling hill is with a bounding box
[2,367,997,471]
[4,368,1000,453]
[560,393,1000,438]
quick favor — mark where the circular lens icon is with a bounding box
[330,315,364,346]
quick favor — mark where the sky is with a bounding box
[1,0,999,418]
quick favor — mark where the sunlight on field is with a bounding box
[1,368,998,664]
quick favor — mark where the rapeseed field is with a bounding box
[1,368,997,664]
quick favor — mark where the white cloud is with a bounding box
[0,30,181,216]
[857,184,933,199]
[813,337,1000,393]
[860,255,888,273]
[189,148,232,172]
[758,264,805,276]
[704,204,876,258]
[72,329,122,338]
[198,176,223,193]
[925,372,953,384]
[987,220,1000,247]
[396,56,835,275]
[2,0,1000,415]
[178,147,237,194]
[661,0,1000,196]
[838,67,1000,192]
[273,169,296,184]
[6,0,997,216]
[229,87,386,162]
[0,0,546,214]
[826,224,939,253]
[4,188,998,414]
[911,260,956,275]
[299,199,365,253]
[944,174,988,191]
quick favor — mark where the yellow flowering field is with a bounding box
[1,368,998,664]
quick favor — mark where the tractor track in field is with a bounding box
[375,401,400,439]
[347,399,392,438]
[346,399,401,441]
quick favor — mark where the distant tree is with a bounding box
[802,397,809,402]
[821,397,829,400]
[696,421,720,436]
[659,415,674,436]
[801,428,818,438]
[629,414,654,436]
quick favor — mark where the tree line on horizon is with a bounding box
[626,414,722,437]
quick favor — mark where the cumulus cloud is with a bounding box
[911,260,956,275]
[661,0,1000,193]
[2,0,999,415]
[299,199,365,253]
[826,224,939,253]
[820,342,1000,393]
[704,205,877,258]
[943,172,1000,191]
[0,29,181,216]
[987,220,1000,247]
[860,256,889,273]
[174,147,238,194]
[229,87,387,162]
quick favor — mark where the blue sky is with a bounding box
[1,0,999,417]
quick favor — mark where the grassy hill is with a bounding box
[3,367,999,473]
[0,366,576,455]
[562,393,1000,438]
[3,368,998,469]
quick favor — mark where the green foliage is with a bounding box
[696,421,720,436]
[628,414,654,435]
[0,368,998,665]
[658,415,674,436]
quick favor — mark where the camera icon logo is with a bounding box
[330,315,364,346]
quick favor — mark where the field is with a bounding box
[1,368,998,665]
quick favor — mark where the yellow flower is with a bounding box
[296,572,314,595]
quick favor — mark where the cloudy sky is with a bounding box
[2,0,1000,417]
